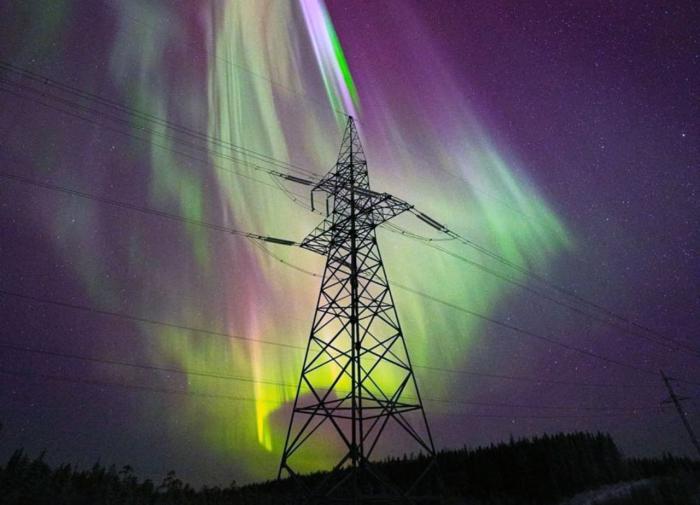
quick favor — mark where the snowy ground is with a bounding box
[558,479,654,505]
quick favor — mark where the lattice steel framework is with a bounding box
[279,117,440,503]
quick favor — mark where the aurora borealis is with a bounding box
[1,0,698,487]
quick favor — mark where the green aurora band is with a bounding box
[5,0,571,480]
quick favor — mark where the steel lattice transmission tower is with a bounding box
[279,117,440,503]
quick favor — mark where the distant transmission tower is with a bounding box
[661,370,700,457]
[279,117,440,503]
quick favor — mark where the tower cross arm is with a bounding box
[364,191,413,223]
[300,191,412,256]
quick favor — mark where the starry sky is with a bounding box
[0,0,698,487]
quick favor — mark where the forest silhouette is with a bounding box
[1,429,698,504]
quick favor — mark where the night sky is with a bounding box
[0,0,698,487]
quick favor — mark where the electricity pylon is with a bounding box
[279,117,440,503]
[661,370,700,457]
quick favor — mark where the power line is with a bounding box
[0,60,322,179]
[0,171,299,247]
[0,12,689,471]
[3,59,691,364]
[382,222,455,243]
[0,345,661,413]
[0,80,318,221]
[0,161,681,392]
[0,289,663,390]
[0,60,544,233]
[409,208,700,356]
[4,60,689,367]
[0,64,325,217]
[250,246,699,385]
[248,240,692,382]
[0,59,543,242]
[0,289,301,350]
[406,237,699,359]
[426,397,661,412]
[392,281,661,379]
[2,12,545,231]
[0,163,690,382]
[415,365,660,390]
[0,166,686,383]
[0,76,317,185]
[0,367,275,405]
[0,367,651,421]
[0,341,294,390]
[437,411,652,420]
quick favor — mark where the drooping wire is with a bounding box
[408,208,700,356]
[0,171,299,247]
[0,347,664,413]
[382,222,455,242]
[1,61,694,388]
[251,246,698,385]
[0,78,328,238]
[0,289,664,390]
[397,236,700,359]
[0,60,322,179]
[2,169,694,384]
[0,75,318,185]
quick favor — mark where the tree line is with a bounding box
[1,430,698,504]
